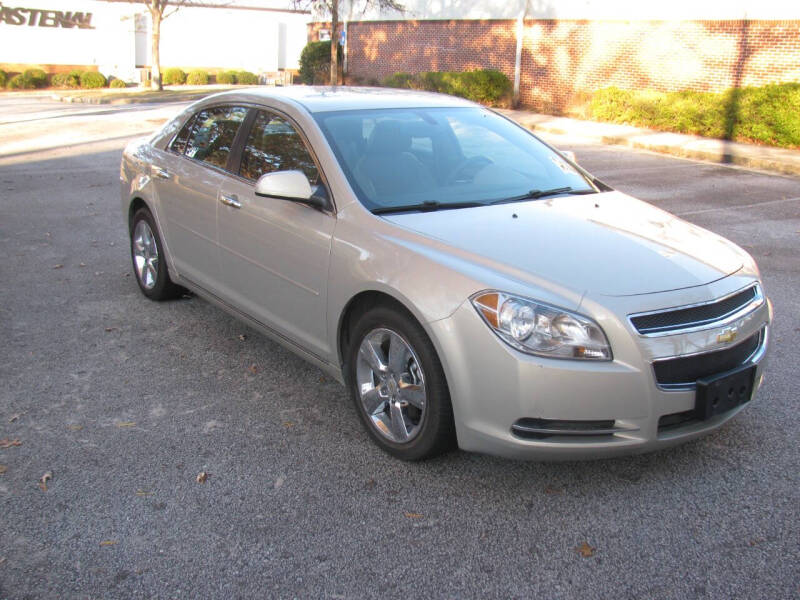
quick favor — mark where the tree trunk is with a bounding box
[150,6,163,91]
[330,0,339,86]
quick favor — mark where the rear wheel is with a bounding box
[130,207,184,300]
[347,305,456,460]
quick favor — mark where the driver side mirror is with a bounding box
[254,170,327,210]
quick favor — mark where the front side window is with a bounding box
[185,105,248,170]
[239,110,319,183]
[315,107,597,212]
[169,114,196,155]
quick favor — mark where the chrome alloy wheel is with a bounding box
[356,328,427,443]
[133,220,159,290]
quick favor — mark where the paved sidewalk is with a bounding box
[499,109,800,177]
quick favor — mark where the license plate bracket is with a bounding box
[695,364,756,421]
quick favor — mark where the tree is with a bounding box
[294,0,404,86]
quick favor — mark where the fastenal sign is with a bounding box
[0,3,94,28]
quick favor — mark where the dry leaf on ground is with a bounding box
[575,541,596,558]
[39,471,52,492]
[404,512,423,519]
[248,365,258,375]
[0,439,21,448]
[0,465,7,475]
[53,264,63,269]
[196,471,208,483]
[115,421,136,428]
[99,540,117,547]
[544,486,564,495]
[135,490,153,497]
[67,424,83,431]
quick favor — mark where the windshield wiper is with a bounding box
[490,186,598,205]
[372,201,485,215]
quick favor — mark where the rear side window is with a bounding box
[185,106,248,170]
[239,110,319,183]
[169,114,196,155]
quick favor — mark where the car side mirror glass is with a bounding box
[255,170,314,201]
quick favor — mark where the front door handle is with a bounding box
[220,193,241,209]
[152,166,171,180]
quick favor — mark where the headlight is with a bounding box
[471,291,612,360]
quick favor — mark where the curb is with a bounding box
[500,109,800,178]
[54,91,215,106]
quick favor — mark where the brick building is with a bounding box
[309,1,800,111]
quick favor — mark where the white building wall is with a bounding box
[0,0,309,81]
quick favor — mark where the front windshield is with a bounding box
[314,107,597,212]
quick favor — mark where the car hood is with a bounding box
[380,192,743,297]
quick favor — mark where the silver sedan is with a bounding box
[120,87,771,461]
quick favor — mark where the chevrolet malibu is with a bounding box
[120,87,771,461]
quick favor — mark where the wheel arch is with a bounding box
[337,290,427,372]
[127,196,149,233]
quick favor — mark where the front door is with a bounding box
[216,109,335,359]
[155,105,248,292]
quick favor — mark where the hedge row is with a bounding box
[589,84,800,149]
[161,68,258,86]
[382,70,512,106]
[5,69,111,89]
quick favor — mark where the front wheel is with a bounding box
[347,305,456,461]
[130,207,184,301]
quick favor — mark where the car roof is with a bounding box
[204,86,478,113]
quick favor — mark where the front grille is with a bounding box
[653,330,761,387]
[630,286,758,335]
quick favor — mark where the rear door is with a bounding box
[216,108,336,358]
[154,105,248,292]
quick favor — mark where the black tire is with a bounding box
[130,207,184,301]
[346,304,457,461]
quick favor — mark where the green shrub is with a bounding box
[162,67,186,85]
[110,78,127,88]
[7,74,31,89]
[298,41,342,85]
[589,84,800,149]
[382,72,414,89]
[235,70,258,85]
[79,71,107,89]
[382,69,512,106]
[216,70,238,84]
[0,70,6,88]
[23,68,49,88]
[186,69,209,85]
[52,72,81,88]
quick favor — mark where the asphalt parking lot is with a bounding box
[1,96,798,599]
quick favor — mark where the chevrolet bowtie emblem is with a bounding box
[717,327,738,343]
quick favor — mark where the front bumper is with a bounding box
[428,288,771,461]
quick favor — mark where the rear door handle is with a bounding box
[220,193,241,209]
[152,166,171,180]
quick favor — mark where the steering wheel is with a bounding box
[445,155,493,183]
